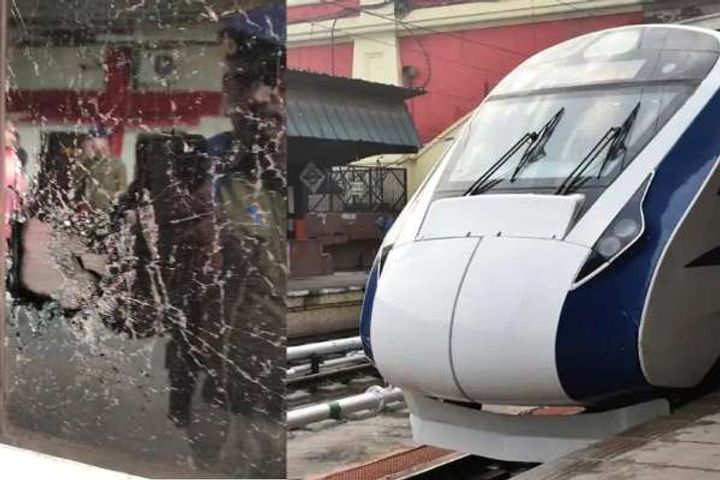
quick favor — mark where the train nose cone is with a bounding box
[450,237,590,405]
[371,236,590,406]
[371,237,481,402]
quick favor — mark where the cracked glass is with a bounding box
[1,1,286,478]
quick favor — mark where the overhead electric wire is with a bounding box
[319,0,531,58]
[330,16,338,75]
[299,0,613,89]
[553,0,600,15]
[398,21,432,89]
[289,0,393,24]
[291,9,355,25]
[305,19,509,77]
[547,0,649,21]
[299,0,616,104]
[302,19,501,104]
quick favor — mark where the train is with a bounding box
[360,24,720,462]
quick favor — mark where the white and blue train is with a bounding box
[361,25,720,462]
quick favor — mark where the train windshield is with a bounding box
[436,27,720,196]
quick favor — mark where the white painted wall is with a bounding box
[9,42,228,183]
[10,43,224,92]
[135,45,224,92]
[352,31,400,85]
[9,45,106,91]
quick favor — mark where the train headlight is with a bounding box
[613,218,641,239]
[574,174,652,286]
[596,236,624,258]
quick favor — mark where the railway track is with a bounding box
[287,363,378,389]
[400,454,537,480]
[316,446,538,480]
[288,329,360,347]
[286,335,398,430]
[286,337,377,387]
[287,337,540,479]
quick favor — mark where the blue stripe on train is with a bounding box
[360,261,379,361]
[556,88,720,405]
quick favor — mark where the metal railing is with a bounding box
[307,165,407,214]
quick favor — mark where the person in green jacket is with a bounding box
[75,127,128,212]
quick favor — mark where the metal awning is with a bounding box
[287,70,423,168]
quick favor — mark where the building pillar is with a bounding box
[352,0,400,85]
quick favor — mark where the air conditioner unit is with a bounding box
[134,49,180,89]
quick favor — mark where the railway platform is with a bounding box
[515,392,720,480]
[288,271,369,294]
[290,378,720,479]
[288,272,368,340]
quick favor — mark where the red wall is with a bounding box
[288,42,354,77]
[400,12,644,142]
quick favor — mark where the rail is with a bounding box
[288,386,404,429]
[287,336,363,362]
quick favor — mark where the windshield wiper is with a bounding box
[464,107,565,196]
[463,132,537,196]
[510,107,565,182]
[596,102,640,179]
[556,102,641,196]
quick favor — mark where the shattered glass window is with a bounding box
[2,1,286,477]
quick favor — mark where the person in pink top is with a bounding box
[4,121,26,243]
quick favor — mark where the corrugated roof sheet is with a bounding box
[287,69,424,100]
[286,70,422,149]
